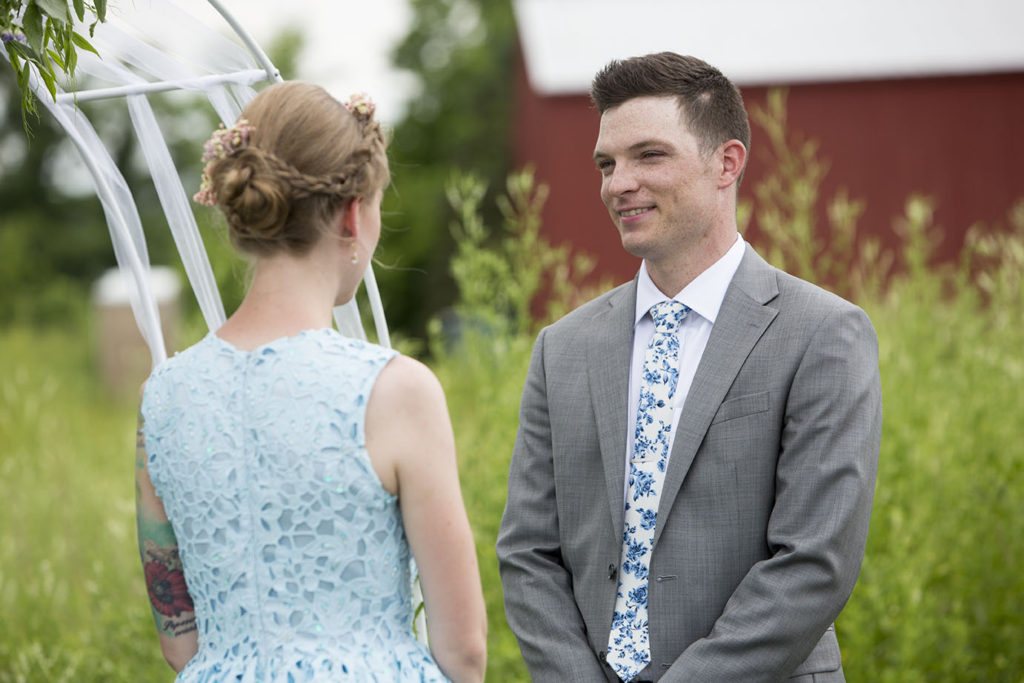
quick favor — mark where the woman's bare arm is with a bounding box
[366,356,487,683]
[135,404,198,672]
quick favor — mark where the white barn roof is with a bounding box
[514,0,1024,94]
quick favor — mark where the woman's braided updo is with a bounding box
[204,81,389,256]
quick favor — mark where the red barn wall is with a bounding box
[513,59,1024,287]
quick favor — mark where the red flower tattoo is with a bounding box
[145,561,194,617]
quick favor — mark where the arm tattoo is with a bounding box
[140,539,197,636]
[136,410,196,637]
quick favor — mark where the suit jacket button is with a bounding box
[608,563,617,580]
[598,651,607,662]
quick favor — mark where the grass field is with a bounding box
[2,192,1022,680]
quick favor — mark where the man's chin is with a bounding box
[619,235,651,260]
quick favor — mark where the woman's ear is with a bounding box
[338,196,363,240]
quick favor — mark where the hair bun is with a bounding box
[195,82,391,256]
[215,150,290,243]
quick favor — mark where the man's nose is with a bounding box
[604,166,639,196]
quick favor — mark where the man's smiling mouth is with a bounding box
[620,207,653,217]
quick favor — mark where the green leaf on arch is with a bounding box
[20,2,45,54]
[70,30,97,56]
[33,0,70,23]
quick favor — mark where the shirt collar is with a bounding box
[635,235,746,326]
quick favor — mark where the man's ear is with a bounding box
[718,140,747,189]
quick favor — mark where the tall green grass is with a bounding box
[0,328,168,681]
[838,202,1024,682]
[432,335,533,681]
[429,169,590,681]
[2,165,1021,681]
[430,164,1024,680]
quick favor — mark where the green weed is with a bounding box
[2,122,1021,682]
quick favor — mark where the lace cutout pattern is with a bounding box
[142,330,447,681]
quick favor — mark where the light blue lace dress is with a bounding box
[141,329,448,682]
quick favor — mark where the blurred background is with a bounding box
[1,0,1021,680]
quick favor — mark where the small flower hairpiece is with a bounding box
[193,118,255,206]
[343,92,376,122]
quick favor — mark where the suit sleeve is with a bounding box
[496,327,611,683]
[665,304,883,682]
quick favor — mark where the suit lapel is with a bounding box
[653,246,780,546]
[587,281,637,540]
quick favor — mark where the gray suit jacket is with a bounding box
[497,246,882,682]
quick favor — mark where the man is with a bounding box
[496,52,882,682]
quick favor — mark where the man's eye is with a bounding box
[641,151,663,159]
[596,160,613,172]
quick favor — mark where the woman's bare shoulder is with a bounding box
[372,354,446,412]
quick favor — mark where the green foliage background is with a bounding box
[429,167,1024,681]
[375,0,517,338]
[2,164,1022,681]
[1,1,1022,680]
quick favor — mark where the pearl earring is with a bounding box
[350,244,359,264]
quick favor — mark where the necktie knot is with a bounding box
[650,300,689,334]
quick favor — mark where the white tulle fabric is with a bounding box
[142,329,443,681]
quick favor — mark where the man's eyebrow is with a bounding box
[630,139,670,150]
[593,138,673,161]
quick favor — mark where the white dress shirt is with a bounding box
[623,236,746,501]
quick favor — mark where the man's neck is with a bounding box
[646,229,739,296]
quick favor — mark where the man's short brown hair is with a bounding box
[591,52,751,160]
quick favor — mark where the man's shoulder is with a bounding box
[761,264,876,345]
[776,268,853,306]
[732,247,876,344]
[740,247,863,315]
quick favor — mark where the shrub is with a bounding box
[430,168,604,681]
[1,99,1020,682]
[837,199,1023,682]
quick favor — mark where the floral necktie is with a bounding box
[607,300,689,681]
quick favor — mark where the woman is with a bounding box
[135,81,487,681]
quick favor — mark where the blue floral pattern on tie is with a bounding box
[607,300,688,681]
